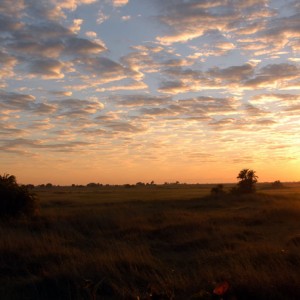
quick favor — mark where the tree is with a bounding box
[236,169,258,194]
[0,174,38,218]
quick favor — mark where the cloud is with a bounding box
[251,93,300,104]
[97,80,148,92]
[208,63,255,83]
[0,91,35,111]
[25,0,97,21]
[63,37,106,56]
[158,67,220,93]
[162,58,194,68]
[49,90,73,97]
[9,39,65,59]
[244,63,299,88]
[139,106,181,117]
[121,50,158,76]
[0,138,91,153]
[69,18,83,33]
[0,0,106,87]
[0,91,58,116]
[0,122,26,136]
[85,31,97,38]
[0,0,26,16]
[113,94,171,106]
[215,42,235,51]
[53,98,104,117]
[153,0,299,69]
[32,103,57,114]
[27,59,67,79]
[1,0,300,181]
[244,104,268,117]
[97,10,110,24]
[158,80,191,94]
[111,0,129,7]
[0,14,23,31]
[131,96,238,121]
[103,121,146,133]
[122,15,131,21]
[158,61,300,94]
[27,119,55,130]
[0,51,18,82]
[77,56,138,84]
[154,1,249,45]
[255,119,277,126]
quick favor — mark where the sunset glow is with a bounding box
[1,0,299,185]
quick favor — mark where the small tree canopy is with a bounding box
[236,169,258,194]
[0,174,38,218]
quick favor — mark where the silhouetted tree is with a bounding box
[0,174,38,218]
[236,169,258,194]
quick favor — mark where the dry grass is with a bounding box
[0,183,300,299]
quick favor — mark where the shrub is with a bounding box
[0,174,38,218]
[210,184,225,198]
[272,180,284,189]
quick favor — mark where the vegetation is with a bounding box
[210,184,225,198]
[0,182,300,299]
[272,180,284,189]
[0,174,38,218]
[234,169,258,194]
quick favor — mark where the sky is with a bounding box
[0,0,300,185]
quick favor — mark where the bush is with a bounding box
[210,184,225,198]
[0,174,38,218]
[271,180,284,189]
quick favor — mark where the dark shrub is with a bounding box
[272,180,284,189]
[0,174,38,218]
[210,184,225,198]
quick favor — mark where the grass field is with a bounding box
[1,183,300,299]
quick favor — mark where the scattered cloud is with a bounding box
[97,10,109,24]
[54,98,105,117]
[1,0,299,183]
[244,63,299,88]
[27,59,67,79]
[111,0,129,7]
[69,19,83,33]
[122,15,131,21]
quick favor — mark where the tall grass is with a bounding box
[0,184,300,299]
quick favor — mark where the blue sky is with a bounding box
[0,0,300,184]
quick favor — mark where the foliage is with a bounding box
[210,184,225,198]
[235,169,258,194]
[272,180,284,189]
[87,182,102,187]
[0,174,38,218]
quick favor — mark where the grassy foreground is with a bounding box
[0,183,300,299]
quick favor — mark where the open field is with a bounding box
[1,183,300,299]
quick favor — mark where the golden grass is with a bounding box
[0,183,300,299]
